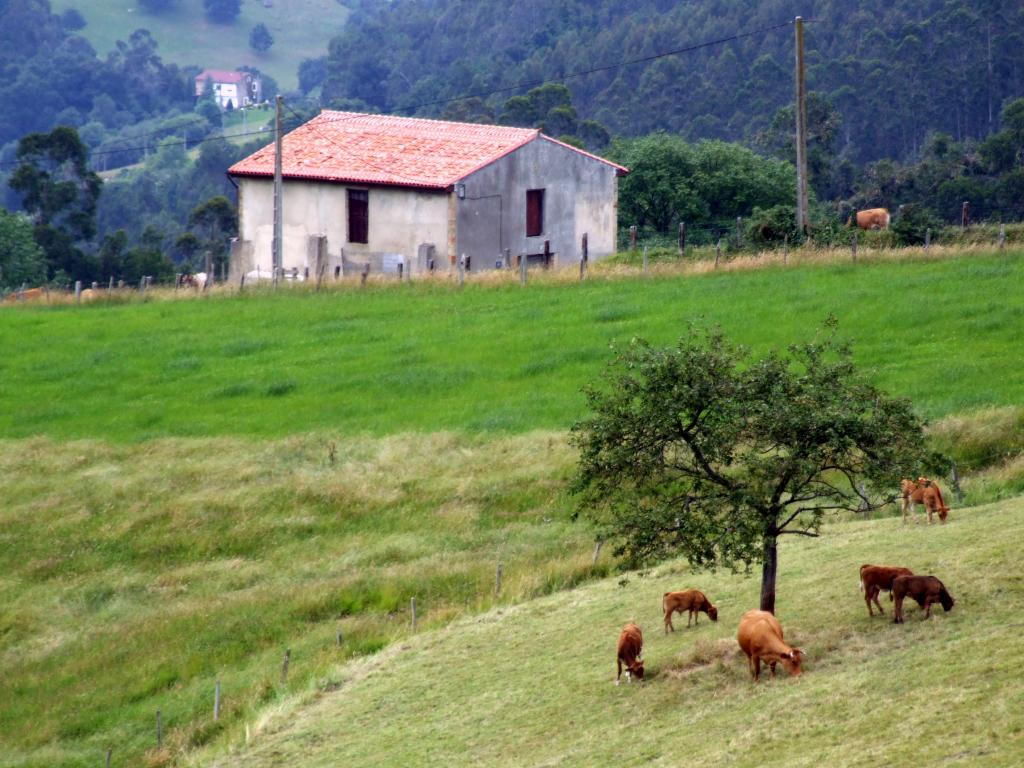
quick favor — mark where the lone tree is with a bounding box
[249,23,274,53]
[571,323,926,613]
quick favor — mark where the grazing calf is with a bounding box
[615,623,644,684]
[859,564,914,617]
[737,610,803,682]
[663,589,718,633]
[892,575,955,624]
[901,477,951,524]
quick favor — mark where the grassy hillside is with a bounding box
[196,496,1024,767]
[50,0,348,90]
[2,252,1024,442]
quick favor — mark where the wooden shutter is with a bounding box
[526,189,544,237]
[348,189,369,243]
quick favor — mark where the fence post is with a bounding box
[495,562,503,595]
[504,248,511,270]
[108,276,114,293]
[543,240,551,269]
[397,262,404,281]
[925,228,931,252]
[519,253,527,285]
[579,233,588,281]
[735,216,742,249]
[74,280,82,303]
[629,225,637,251]
[336,629,343,646]
[999,223,1006,252]
[950,461,964,505]
[642,245,649,274]
[410,597,417,631]
[105,748,112,768]
[678,222,686,257]
[361,262,369,287]
[783,235,789,265]
[457,254,465,286]
[214,679,221,721]
[715,239,721,269]
[281,649,291,685]
[592,540,603,564]
[852,231,858,263]
[961,200,971,229]
[156,709,162,748]
[857,481,869,518]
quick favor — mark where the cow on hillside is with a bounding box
[859,564,914,617]
[892,575,955,623]
[737,610,803,682]
[901,477,950,524]
[847,208,891,230]
[662,589,718,633]
[615,623,644,684]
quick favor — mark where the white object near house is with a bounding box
[226,111,628,280]
[194,69,263,111]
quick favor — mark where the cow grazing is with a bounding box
[901,477,950,524]
[892,575,955,624]
[736,610,803,682]
[663,589,718,633]
[615,623,644,684]
[846,208,891,230]
[3,287,44,303]
[859,564,914,617]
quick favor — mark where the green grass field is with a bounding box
[2,251,1023,767]
[195,496,1024,767]
[50,0,348,90]
[2,253,1023,442]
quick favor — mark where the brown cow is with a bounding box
[859,564,914,617]
[892,575,955,624]
[846,208,891,230]
[663,589,718,633]
[736,610,803,682]
[901,477,950,524]
[3,287,44,303]
[615,623,644,684]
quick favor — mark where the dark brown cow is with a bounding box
[846,208,891,230]
[736,610,803,682]
[662,589,718,633]
[615,623,644,684]
[892,575,955,623]
[859,564,914,617]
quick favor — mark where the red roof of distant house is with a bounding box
[228,110,627,189]
[195,69,247,84]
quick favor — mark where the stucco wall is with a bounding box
[456,138,620,269]
[235,177,450,275]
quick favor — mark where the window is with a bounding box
[526,189,544,237]
[348,189,368,243]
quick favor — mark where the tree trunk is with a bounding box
[760,535,778,614]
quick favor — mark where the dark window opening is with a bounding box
[348,189,368,243]
[526,189,544,237]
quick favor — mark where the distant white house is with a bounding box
[194,69,262,110]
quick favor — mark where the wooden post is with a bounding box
[316,236,327,289]
[629,225,637,251]
[214,679,221,721]
[592,540,603,565]
[999,223,1006,252]
[361,262,369,287]
[852,231,858,262]
[642,245,649,274]
[951,461,964,505]
[543,240,551,269]
[794,16,810,237]
[925,228,931,251]
[74,280,82,303]
[457,254,465,286]
[272,94,283,275]
[175,273,181,291]
[156,709,162,748]
[139,277,146,293]
[519,253,527,285]
[783,235,789,265]
[857,481,869,518]
[495,563,503,595]
[281,649,291,685]
[961,200,971,229]
[336,629,343,646]
[105,748,112,768]
[715,239,721,269]
[108,276,114,293]
[735,216,742,249]
[240,274,246,292]
[678,222,686,256]
[504,248,511,270]
[410,597,417,631]
[579,233,588,281]
[397,262,404,281]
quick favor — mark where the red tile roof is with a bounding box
[228,110,627,189]
[195,69,247,84]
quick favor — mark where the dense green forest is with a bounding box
[2,0,1024,287]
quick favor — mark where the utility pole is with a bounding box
[794,16,810,237]
[272,94,284,276]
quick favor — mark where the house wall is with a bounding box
[456,138,620,270]
[234,177,450,276]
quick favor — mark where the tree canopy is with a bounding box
[571,324,926,612]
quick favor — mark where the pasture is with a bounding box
[2,250,1023,766]
[49,0,349,90]
[195,496,1024,767]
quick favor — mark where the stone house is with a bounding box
[226,111,627,279]
[195,69,262,110]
